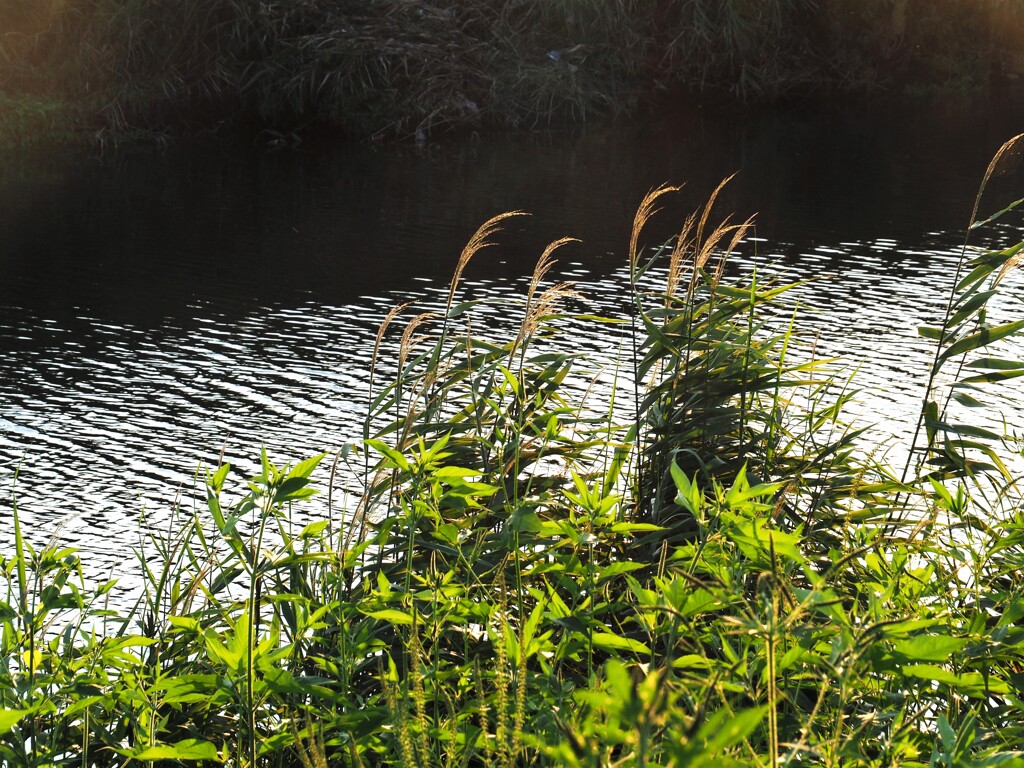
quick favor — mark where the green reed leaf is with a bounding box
[951,390,985,407]
[949,289,998,327]
[937,319,1024,367]
[970,197,1024,230]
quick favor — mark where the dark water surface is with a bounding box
[3,92,1024,586]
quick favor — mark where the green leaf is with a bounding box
[259,444,271,482]
[433,466,483,479]
[609,522,663,534]
[208,463,230,493]
[965,357,1024,370]
[971,199,1024,230]
[432,522,460,544]
[262,667,307,694]
[959,369,1024,384]
[274,476,317,503]
[509,508,542,533]
[591,632,650,655]
[951,391,985,408]
[595,561,645,585]
[679,588,722,618]
[204,631,243,671]
[132,739,221,762]
[938,319,1024,366]
[363,609,414,625]
[288,453,325,480]
[671,462,703,517]
[892,633,967,662]
[299,521,330,538]
[954,262,996,293]
[365,440,410,471]
[901,664,964,686]
[925,420,1003,441]
[0,710,29,735]
[948,290,998,327]
[151,674,220,704]
[698,706,767,753]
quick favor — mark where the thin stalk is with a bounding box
[900,134,1024,490]
[245,481,273,768]
[739,271,757,466]
[11,475,37,768]
[766,307,798,474]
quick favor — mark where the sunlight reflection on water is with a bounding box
[4,94,1024,603]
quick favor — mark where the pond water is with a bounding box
[3,92,1024,590]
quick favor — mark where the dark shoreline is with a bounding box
[3,0,1023,150]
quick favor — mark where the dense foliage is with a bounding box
[5,139,1024,766]
[1,0,1023,144]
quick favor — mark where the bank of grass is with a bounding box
[5,140,1024,766]
[2,0,1024,147]
[0,94,85,148]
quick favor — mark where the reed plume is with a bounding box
[987,135,1024,286]
[695,173,736,252]
[370,301,414,389]
[526,237,578,306]
[435,211,529,387]
[629,184,680,278]
[446,211,529,316]
[398,311,438,374]
[511,238,580,365]
[665,174,751,300]
[970,133,1024,230]
[666,208,698,299]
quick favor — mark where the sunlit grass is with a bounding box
[4,141,1024,764]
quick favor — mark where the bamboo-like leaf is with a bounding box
[965,356,1024,369]
[936,319,1024,367]
[698,706,768,753]
[892,634,967,662]
[288,453,326,480]
[365,439,410,471]
[958,369,1024,384]
[0,709,29,736]
[951,391,985,408]
[130,740,221,762]
[362,609,414,625]
[970,196,1024,230]
[925,419,1003,441]
[954,261,997,293]
[591,632,650,655]
[948,289,997,327]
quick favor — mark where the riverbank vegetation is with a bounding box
[4,138,1024,765]
[2,0,1024,146]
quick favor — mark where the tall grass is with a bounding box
[3,0,1023,144]
[5,141,1024,765]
